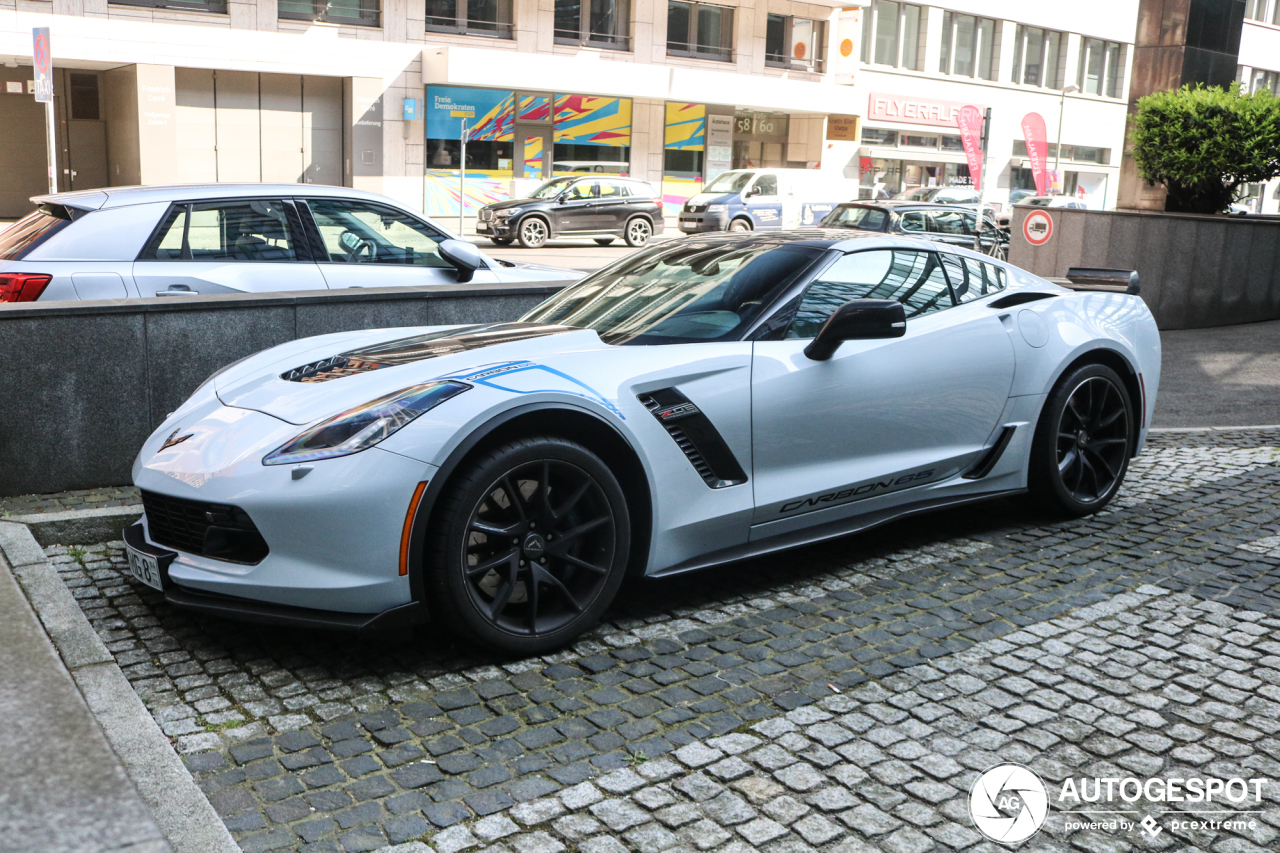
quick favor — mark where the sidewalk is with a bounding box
[0,522,239,853]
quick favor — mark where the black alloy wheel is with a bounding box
[1030,363,1133,515]
[426,437,630,654]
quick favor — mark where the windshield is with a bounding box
[822,206,889,231]
[0,207,71,260]
[528,177,577,199]
[523,237,825,345]
[901,187,940,202]
[1025,197,1052,206]
[704,171,754,194]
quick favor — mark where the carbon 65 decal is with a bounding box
[778,468,938,515]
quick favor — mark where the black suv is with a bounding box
[820,201,1009,260]
[477,176,665,249]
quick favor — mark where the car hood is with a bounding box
[484,198,543,212]
[686,193,738,207]
[216,322,608,425]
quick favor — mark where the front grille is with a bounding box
[685,204,707,213]
[479,209,495,221]
[141,490,269,565]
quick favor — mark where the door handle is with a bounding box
[156,285,199,297]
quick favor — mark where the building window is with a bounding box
[1013,139,1110,165]
[109,0,227,11]
[668,1,733,62]
[861,128,897,146]
[1011,25,1063,88]
[69,73,100,120]
[425,0,513,37]
[1244,0,1268,21]
[1078,38,1124,97]
[555,0,631,50]
[766,15,827,72]
[860,1,923,71]
[1250,68,1279,95]
[939,12,995,80]
[279,0,379,26]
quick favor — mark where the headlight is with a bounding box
[263,381,468,466]
[706,205,728,213]
[497,208,522,219]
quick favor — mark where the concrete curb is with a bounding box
[1149,425,1280,434]
[12,504,143,547]
[0,522,239,853]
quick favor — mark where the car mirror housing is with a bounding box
[438,239,483,283]
[804,299,906,361]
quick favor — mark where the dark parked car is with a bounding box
[896,186,981,204]
[476,176,665,249]
[820,201,1010,260]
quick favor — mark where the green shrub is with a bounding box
[1130,84,1280,214]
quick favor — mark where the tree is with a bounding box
[1130,84,1280,214]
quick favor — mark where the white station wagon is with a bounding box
[0,184,577,303]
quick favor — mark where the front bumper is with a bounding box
[476,218,515,237]
[134,404,438,614]
[679,212,728,232]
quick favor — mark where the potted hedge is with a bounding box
[1130,83,1280,214]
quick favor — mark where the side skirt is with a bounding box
[649,488,1024,578]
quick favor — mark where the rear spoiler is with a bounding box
[1061,268,1140,295]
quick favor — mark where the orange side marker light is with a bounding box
[400,481,428,576]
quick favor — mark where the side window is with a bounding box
[940,254,1008,303]
[307,199,450,267]
[787,249,953,338]
[900,211,927,232]
[753,174,778,196]
[143,200,299,261]
[926,210,972,235]
[598,182,622,199]
[565,182,593,201]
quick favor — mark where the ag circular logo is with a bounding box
[840,38,853,57]
[1022,210,1054,246]
[969,764,1050,844]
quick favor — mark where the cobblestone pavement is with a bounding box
[46,431,1280,853]
[0,485,140,517]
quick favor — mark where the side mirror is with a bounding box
[804,299,906,361]
[746,185,762,198]
[438,239,483,284]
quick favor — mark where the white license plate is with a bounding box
[126,545,164,591]
[476,222,489,231]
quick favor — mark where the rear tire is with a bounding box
[425,437,630,655]
[594,238,615,246]
[624,217,652,247]
[1028,363,1133,516]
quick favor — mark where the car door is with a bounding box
[302,197,499,288]
[132,199,327,297]
[923,209,974,248]
[745,173,783,230]
[750,247,1016,530]
[553,181,598,234]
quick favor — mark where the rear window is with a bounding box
[823,205,888,231]
[0,206,72,260]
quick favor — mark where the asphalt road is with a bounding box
[475,234,678,273]
[1154,318,1280,428]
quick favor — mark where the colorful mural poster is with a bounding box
[423,170,511,217]
[664,103,706,150]
[519,95,551,122]
[553,96,631,146]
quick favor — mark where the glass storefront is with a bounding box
[662,102,706,216]
[424,85,632,215]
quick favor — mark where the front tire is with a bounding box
[1029,363,1133,515]
[491,237,514,246]
[729,218,753,232]
[425,437,631,655]
[594,238,615,246]
[624,217,652,247]
[517,217,550,249]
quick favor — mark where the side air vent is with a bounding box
[638,389,747,489]
[990,292,1058,309]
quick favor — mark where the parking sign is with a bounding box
[32,28,52,103]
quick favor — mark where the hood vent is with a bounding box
[281,323,577,383]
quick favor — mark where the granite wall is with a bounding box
[0,281,568,496]
[1009,205,1280,330]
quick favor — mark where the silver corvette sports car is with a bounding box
[129,232,1161,654]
